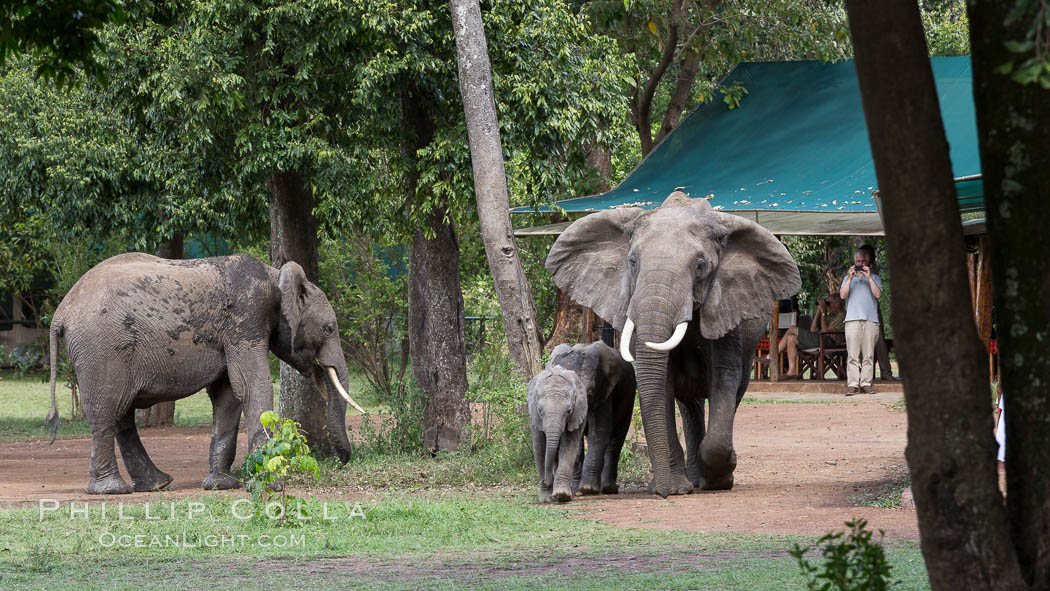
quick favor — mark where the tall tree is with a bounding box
[845,0,1048,588]
[970,0,1050,584]
[450,0,544,377]
[583,0,849,156]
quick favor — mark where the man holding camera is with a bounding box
[840,249,883,395]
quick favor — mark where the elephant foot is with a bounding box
[577,479,602,496]
[600,483,619,495]
[699,473,734,491]
[539,486,553,503]
[647,476,693,496]
[202,472,241,491]
[132,470,173,492]
[551,485,574,503]
[88,475,132,495]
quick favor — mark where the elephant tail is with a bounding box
[45,322,64,444]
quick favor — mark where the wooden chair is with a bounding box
[798,330,847,380]
[753,334,789,379]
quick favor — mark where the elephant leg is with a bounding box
[552,430,583,503]
[532,428,552,503]
[86,422,131,495]
[677,397,705,489]
[570,435,585,495]
[203,377,242,491]
[600,391,634,494]
[115,408,173,492]
[664,393,694,495]
[579,408,611,495]
[699,331,744,490]
[225,346,275,451]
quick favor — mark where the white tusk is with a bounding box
[620,317,635,363]
[328,367,365,414]
[645,322,689,352]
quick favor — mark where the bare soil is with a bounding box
[0,397,918,540]
[564,397,918,540]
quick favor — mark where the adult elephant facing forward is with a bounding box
[546,192,800,498]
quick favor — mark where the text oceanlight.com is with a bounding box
[98,532,306,549]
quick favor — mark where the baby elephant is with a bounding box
[528,341,636,503]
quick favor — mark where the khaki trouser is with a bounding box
[845,320,880,388]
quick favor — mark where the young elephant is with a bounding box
[528,341,636,503]
[528,365,587,503]
[548,342,636,496]
[45,253,364,494]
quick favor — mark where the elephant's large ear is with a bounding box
[547,344,572,369]
[567,370,588,433]
[529,373,546,430]
[545,208,645,331]
[278,261,308,349]
[698,213,802,340]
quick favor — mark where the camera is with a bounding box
[854,264,865,272]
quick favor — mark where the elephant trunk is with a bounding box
[543,430,560,489]
[315,356,353,464]
[631,302,680,498]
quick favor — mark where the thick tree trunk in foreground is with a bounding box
[268,171,346,460]
[136,233,184,428]
[970,1,1050,584]
[450,0,544,377]
[402,91,470,453]
[845,1,1023,588]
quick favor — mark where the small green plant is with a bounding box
[464,340,532,474]
[240,411,320,525]
[790,518,898,590]
[357,378,426,455]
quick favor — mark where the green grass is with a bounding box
[0,492,930,590]
[0,372,376,442]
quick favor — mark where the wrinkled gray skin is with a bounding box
[546,193,800,498]
[527,365,587,503]
[45,253,352,495]
[547,342,636,497]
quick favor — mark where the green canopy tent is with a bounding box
[512,57,983,236]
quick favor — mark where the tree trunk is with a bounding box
[585,145,613,193]
[654,51,702,147]
[268,171,345,460]
[544,288,587,353]
[402,89,470,453]
[408,206,471,453]
[450,0,544,377]
[844,1,1024,588]
[136,233,184,428]
[970,1,1050,584]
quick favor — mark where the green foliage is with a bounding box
[464,341,533,473]
[790,519,898,591]
[0,1,125,86]
[921,0,970,57]
[357,379,428,456]
[241,411,320,523]
[318,232,409,402]
[996,0,1050,87]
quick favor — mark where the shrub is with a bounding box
[790,518,898,590]
[241,411,320,525]
[464,340,533,475]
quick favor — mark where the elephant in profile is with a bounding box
[46,253,364,494]
[546,192,800,497]
[529,341,635,503]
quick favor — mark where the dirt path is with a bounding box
[0,397,918,539]
[563,397,918,539]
